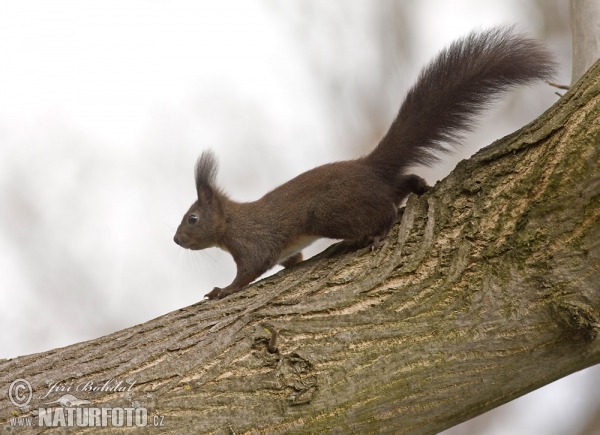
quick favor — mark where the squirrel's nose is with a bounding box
[174,236,180,245]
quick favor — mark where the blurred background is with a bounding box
[1,1,598,433]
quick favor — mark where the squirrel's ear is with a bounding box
[197,184,214,205]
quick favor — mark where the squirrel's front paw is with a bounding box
[205,287,223,300]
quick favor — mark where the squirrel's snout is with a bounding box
[174,236,180,245]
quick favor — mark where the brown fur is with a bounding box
[174,27,555,299]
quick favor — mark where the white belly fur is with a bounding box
[278,235,320,263]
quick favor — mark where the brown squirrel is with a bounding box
[174,27,556,300]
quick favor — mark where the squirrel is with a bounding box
[174,27,556,300]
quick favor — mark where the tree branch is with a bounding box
[571,0,600,84]
[2,60,600,434]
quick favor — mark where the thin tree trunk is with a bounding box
[2,60,600,435]
[571,0,600,84]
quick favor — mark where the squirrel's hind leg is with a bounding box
[280,252,303,268]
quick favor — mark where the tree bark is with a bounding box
[2,61,600,435]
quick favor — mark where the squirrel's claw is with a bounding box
[205,287,222,300]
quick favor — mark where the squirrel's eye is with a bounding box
[188,215,198,224]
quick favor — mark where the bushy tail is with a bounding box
[366,27,556,178]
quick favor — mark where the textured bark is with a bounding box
[2,61,600,435]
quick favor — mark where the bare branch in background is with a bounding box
[571,0,600,84]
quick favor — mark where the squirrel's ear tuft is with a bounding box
[198,184,214,204]
[195,150,218,202]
